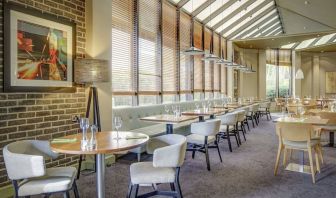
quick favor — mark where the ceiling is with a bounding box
[169,0,336,51]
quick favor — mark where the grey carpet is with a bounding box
[73,115,336,198]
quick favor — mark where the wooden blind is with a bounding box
[162,1,177,93]
[213,33,220,92]
[194,55,203,91]
[204,27,212,92]
[221,37,227,94]
[179,11,192,92]
[213,33,220,57]
[112,0,135,94]
[193,21,202,49]
[279,49,291,66]
[138,0,160,93]
[266,49,277,65]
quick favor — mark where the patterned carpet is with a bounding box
[73,115,336,198]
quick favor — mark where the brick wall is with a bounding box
[0,0,86,187]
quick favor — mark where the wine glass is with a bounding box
[79,117,89,149]
[195,103,200,111]
[297,106,305,119]
[114,116,122,140]
[164,105,170,116]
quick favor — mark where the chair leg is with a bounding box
[283,148,288,167]
[127,182,133,198]
[241,124,246,141]
[245,119,250,131]
[134,184,139,198]
[170,183,176,191]
[137,153,141,162]
[317,145,324,164]
[175,168,183,198]
[205,143,210,171]
[235,125,242,145]
[215,138,222,162]
[315,147,321,173]
[73,181,80,198]
[307,146,316,183]
[269,111,272,120]
[226,126,233,152]
[77,155,83,179]
[274,144,283,176]
[192,145,196,159]
[64,191,70,198]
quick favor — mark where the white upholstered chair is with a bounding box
[3,140,79,198]
[128,134,187,198]
[186,119,222,171]
[236,110,247,142]
[218,113,240,152]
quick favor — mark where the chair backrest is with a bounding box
[235,110,246,122]
[3,140,58,180]
[276,122,313,142]
[218,113,238,125]
[190,119,221,136]
[316,112,336,125]
[147,134,187,168]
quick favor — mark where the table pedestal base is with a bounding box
[97,153,105,198]
[285,163,311,174]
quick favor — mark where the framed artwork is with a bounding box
[4,2,76,92]
[326,72,336,93]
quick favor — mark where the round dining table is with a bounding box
[51,131,149,198]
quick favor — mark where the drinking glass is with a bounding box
[88,124,98,150]
[79,117,89,150]
[164,105,170,115]
[195,103,200,111]
[114,116,122,140]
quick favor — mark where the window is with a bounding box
[193,21,204,99]
[180,11,192,101]
[266,49,291,100]
[138,0,160,105]
[162,1,178,103]
[112,0,135,107]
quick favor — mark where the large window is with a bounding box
[111,0,229,107]
[266,49,291,100]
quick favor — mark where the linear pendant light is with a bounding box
[216,41,231,64]
[183,0,204,55]
[295,68,304,79]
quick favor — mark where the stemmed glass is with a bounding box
[79,118,90,150]
[88,124,98,150]
[164,105,170,116]
[297,106,305,119]
[114,116,122,140]
[195,103,200,111]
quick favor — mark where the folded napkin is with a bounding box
[51,138,77,144]
[125,135,147,140]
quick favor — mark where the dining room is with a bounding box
[1,0,336,198]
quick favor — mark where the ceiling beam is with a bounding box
[202,0,237,24]
[191,0,216,17]
[212,0,255,30]
[177,0,189,8]
[226,6,276,39]
[231,10,277,39]
[261,25,281,36]
[247,18,280,38]
[274,0,285,34]
[218,0,273,35]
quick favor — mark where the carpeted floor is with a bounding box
[74,115,336,198]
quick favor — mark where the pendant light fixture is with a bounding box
[225,51,240,68]
[203,4,219,62]
[295,68,304,79]
[216,0,231,65]
[183,0,204,55]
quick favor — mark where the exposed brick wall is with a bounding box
[0,0,86,187]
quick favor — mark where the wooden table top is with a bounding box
[182,108,227,116]
[140,114,198,124]
[274,116,329,125]
[286,104,316,107]
[50,131,149,155]
[316,98,336,101]
[309,109,336,114]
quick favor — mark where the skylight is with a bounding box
[241,15,279,39]
[315,33,336,46]
[281,42,297,49]
[196,0,230,21]
[182,0,207,13]
[264,26,282,36]
[295,38,316,49]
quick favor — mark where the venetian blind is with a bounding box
[213,33,220,91]
[112,0,134,94]
[279,49,291,66]
[221,37,227,94]
[193,21,203,91]
[162,1,177,93]
[179,12,192,93]
[204,27,212,91]
[138,0,160,93]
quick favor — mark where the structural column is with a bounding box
[227,40,234,97]
[85,0,113,131]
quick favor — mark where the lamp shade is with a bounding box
[74,59,109,83]
[295,68,304,79]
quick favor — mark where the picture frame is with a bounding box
[4,2,76,92]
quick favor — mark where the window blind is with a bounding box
[213,33,220,92]
[279,49,291,66]
[112,0,135,94]
[138,0,160,94]
[179,11,192,93]
[221,37,227,94]
[162,1,177,94]
[193,21,203,92]
[204,27,212,92]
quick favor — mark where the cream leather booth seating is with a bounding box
[113,98,231,161]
